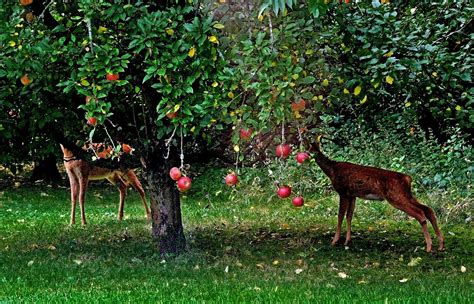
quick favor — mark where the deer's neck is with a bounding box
[315,151,336,180]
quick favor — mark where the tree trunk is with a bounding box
[144,147,186,256]
[31,154,62,183]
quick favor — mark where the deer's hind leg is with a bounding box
[344,197,356,245]
[386,193,433,252]
[418,203,445,251]
[126,170,150,220]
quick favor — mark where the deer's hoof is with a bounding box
[344,239,351,246]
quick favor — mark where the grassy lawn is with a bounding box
[1,170,473,303]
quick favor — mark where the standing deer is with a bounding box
[60,144,151,225]
[310,136,444,252]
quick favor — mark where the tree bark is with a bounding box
[144,146,186,256]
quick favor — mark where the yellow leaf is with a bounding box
[233,145,240,152]
[384,51,394,57]
[173,104,180,112]
[258,14,264,22]
[360,95,367,104]
[318,95,323,100]
[322,79,329,87]
[227,91,234,99]
[386,75,394,85]
[373,82,380,88]
[338,77,344,84]
[289,82,296,88]
[166,28,174,36]
[343,88,350,94]
[305,49,313,55]
[208,36,219,44]
[353,86,362,96]
[213,23,225,29]
[190,126,195,133]
[9,41,16,47]
[80,78,90,86]
[294,111,302,119]
[405,102,411,107]
[97,26,107,34]
[291,74,299,80]
[432,71,438,78]
[188,47,196,58]
[455,105,462,111]
[212,81,219,87]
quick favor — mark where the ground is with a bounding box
[0,170,473,303]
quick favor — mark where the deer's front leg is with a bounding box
[67,171,79,225]
[332,195,350,246]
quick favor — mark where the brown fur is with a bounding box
[60,144,151,225]
[310,136,444,252]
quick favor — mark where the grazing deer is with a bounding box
[310,136,444,252]
[60,144,151,225]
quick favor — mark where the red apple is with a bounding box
[292,196,304,207]
[169,167,182,181]
[166,111,178,119]
[20,74,31,86]
[20,0,33,6]
[240,128,252,140]
[225,173,238,186]
[291,99,306,112]
[87,117,97,126]
[296,152,309,164]
[275,144,292,158]
[122,144,133,154]
[106,73,119,81]
[277,185,292,199]
[177,176,192,192]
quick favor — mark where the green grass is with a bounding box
[0,170,473,303]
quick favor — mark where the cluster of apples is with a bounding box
[169,167,192,192]
[275,143,310,207]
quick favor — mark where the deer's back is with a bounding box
[330,162,411,200]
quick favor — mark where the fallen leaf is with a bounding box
[27,260,34,266]
[73,259,82,265]
[399,278,409,283]
[256,263,264,270]
[338,272,348,279]
[272,260,280,266]
[295,259,304,267]
[224,266,229,273]
[385,75,394,85]
[407,257,422,267]
[295,268,304,274]
[47,245,56,250]
[461,266,466,273]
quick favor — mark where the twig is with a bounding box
[39,0,54,20]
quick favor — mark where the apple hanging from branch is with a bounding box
[277,185,292,199]
[296,152,309,164]
[169,167,182,181]
[225,172,238,186]
[292,196,304,207]
[177,176,192,192]
[275,144,292,159]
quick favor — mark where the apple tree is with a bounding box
[0,0,237,255]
